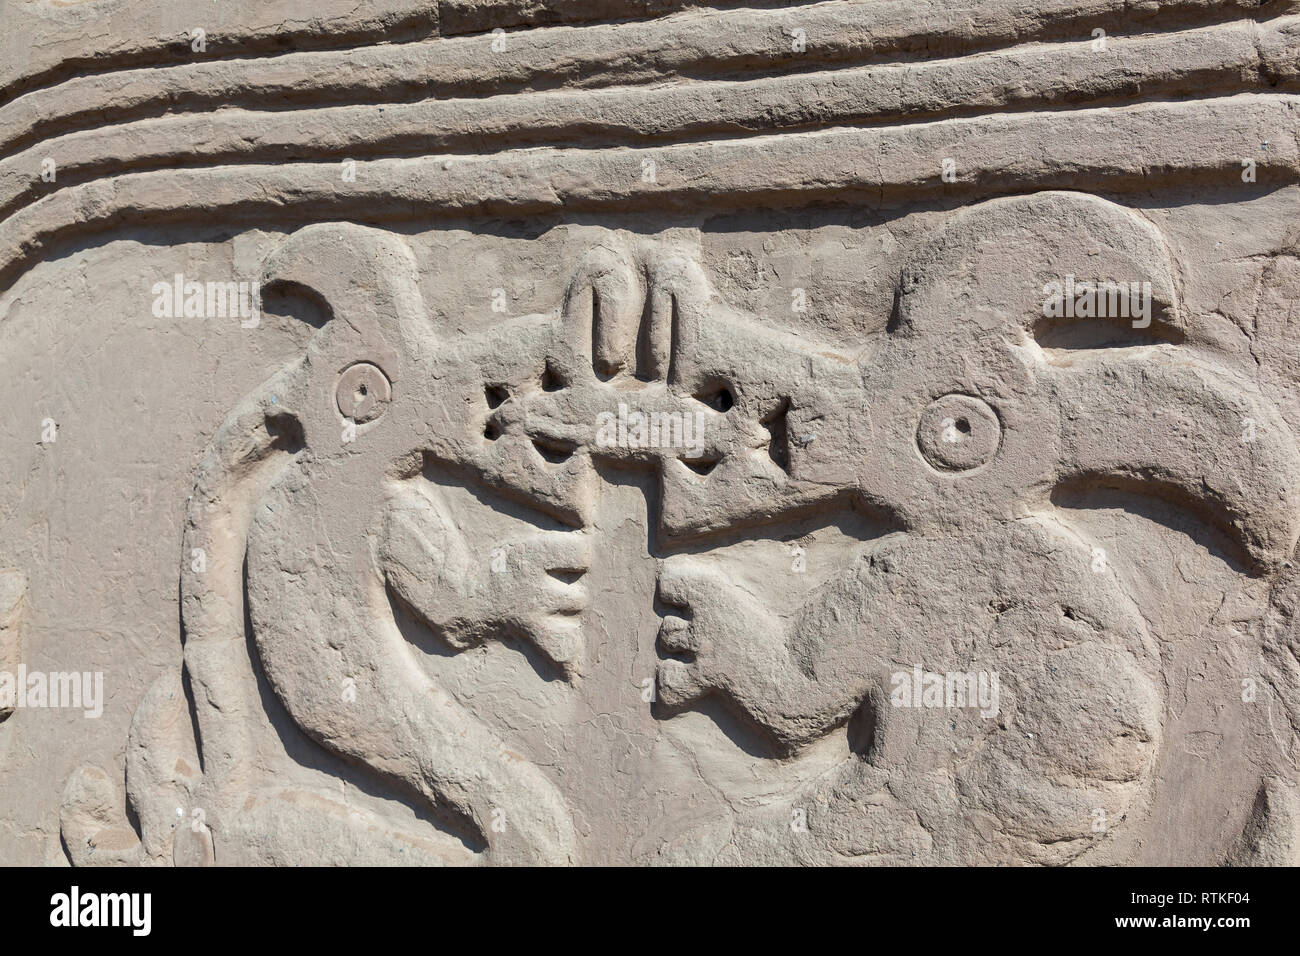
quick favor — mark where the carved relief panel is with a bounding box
[2,0,1299,866]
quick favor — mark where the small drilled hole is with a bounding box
[533,437,575,464]
[681,457,719,476]
[484,421,501,441]
[548,568,587,584]
[956,417,971,435]
[541,363,566,392]
[696,387,734,412]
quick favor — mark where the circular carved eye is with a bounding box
[336,362,391,423]
[916,394,1001,472]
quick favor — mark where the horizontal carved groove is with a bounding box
[0,9,441,111]
[1,93,1295,297]
[0,0,802,111]
[4,17,1297,225]
[3,0,1294,162]
[437,0,814,35]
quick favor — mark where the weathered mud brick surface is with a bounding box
[2,0,1300,866]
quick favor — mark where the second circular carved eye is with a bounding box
[916,394,1001,472]
[336,363,392,423]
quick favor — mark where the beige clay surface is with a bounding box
[2,0,1300,865]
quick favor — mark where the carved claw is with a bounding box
[381,485,591,676]
[61,673,209,867]
[654,557,790,723]
[514,240,863,541]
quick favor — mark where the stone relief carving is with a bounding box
[52,190,1300,865]
[3,0,1300,868]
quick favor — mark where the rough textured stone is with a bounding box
[2,0,1299,866]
